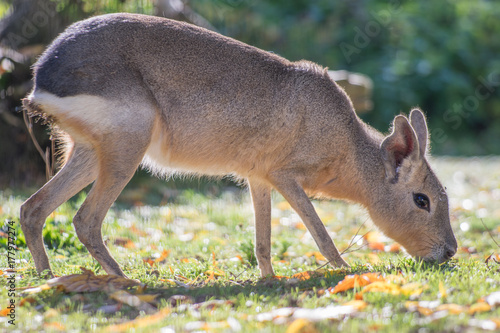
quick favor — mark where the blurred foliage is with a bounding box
[189,0,500,155]
[1,0,499,189]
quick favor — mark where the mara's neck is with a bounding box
[311,118,386,208]
[350,121,387,207]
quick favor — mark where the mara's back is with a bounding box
[35,13,290,99]
[31,13,357,177]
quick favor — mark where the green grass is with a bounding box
[1,157,499,332]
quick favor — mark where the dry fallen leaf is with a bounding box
[469,302,492,314]
[143,249,171,267]
[368,242,385,252]
[43,322,66,331]
[439,281,448,298]
[156,249,171,263]
[399,282,425,297]
[129,224,148,237]
[24,267,141,294]
[361,281,401,295]
[277,201,292,211]
[205,268,225,279]
[143,258,155,267]
[364,231,383,243]
[19,297,36,307]
[0,308,11,317]
[436,303,466,314]
[285,318,318,333]
[330,273,384,293]
[113,237,136,249]
[388,243,401,253]
[44,308,59,319]
[304,251,327,262]
[342,300,368,311]
[291,271,317,281]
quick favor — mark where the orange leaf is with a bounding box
[362,281,401,295]
[19,297,36,307]
[400,282,424,297]
[143,258,155,267]
[491,318,500,328]
[130,224,147,236]
[368,242,385,252]
[114,237,136,249]
[295,223,307,230]
[291,271,313,281]
[343,300,368,311]
[290,270,326,281]
[417,307,434,316]
[304,251,327,262]
[388,243,401,253]
[205,268,225,278]
[360,273,385,283]
[436,304,466,314]
[331,273,383,293]
[155,249,171,263]
[439,281,447,298]
[364,231,383,243]
[285,318,318,333]
[43,322,66,331]
[277,201,292,211]
[469,302,491,314]
[0,308,11,317]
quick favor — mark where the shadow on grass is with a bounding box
[20,258,461,321]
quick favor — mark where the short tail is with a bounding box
[22,92,74,168]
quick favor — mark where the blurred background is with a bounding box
[1,0,499,191]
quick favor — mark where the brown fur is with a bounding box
[20,13,457,278]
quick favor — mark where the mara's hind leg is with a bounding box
[20,144,98,276]
[72,130,153,277]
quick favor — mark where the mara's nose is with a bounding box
[443,244,457,261]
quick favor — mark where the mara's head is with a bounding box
[367,109,457,264]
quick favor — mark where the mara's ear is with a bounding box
[380,115,420,181]
[409,108,428,157]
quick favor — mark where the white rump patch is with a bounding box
[27,90,118,130]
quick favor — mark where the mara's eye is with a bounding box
[413,193,430,212]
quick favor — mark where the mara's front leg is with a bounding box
[270,173,349,268]
[248,180,274,277]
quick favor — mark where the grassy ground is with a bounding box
[1,157,499,332]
